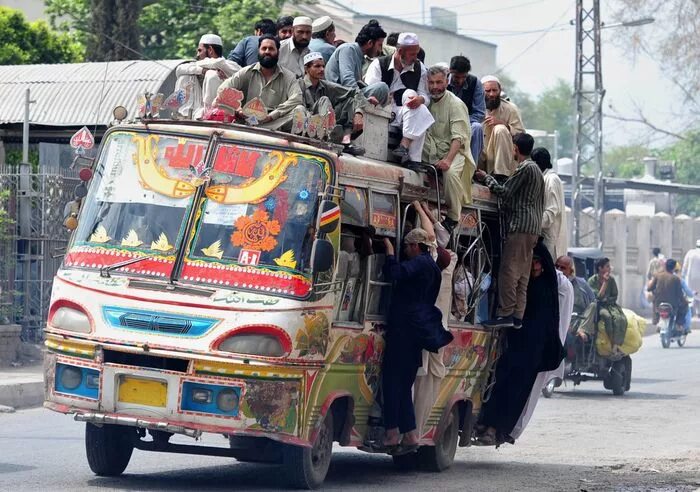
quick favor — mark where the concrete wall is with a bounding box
[601,210,699,314]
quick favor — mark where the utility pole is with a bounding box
[572,0,604,248]
[22,88,36,163]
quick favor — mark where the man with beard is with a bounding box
[175,34,241,118]
[217,35,303,132]
[480,75,525,178]
[474,133,544,329]
[422,65,475,232]
[448,55,485,163]
[325,19,389,105]
[278,16,312,77]
[365,33,430,165]
[227,18,276,67]
[298,52,366,153]
[276,16,294,40]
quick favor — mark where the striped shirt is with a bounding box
[484,158,544,235]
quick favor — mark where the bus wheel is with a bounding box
[85,423,134,476]
[418,406,459,472]
[283,411,333,489]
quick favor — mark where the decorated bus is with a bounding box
[44,117,501,489]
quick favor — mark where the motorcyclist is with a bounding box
[674,261,695,334]
[647,258,688,330]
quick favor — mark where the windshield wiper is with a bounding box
[100,255,154,278]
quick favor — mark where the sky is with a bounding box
[349,0,674,149]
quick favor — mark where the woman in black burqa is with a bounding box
[476,238,564,445]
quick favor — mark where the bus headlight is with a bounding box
[217,333,285,357]
[50,306,92,333]
[60,366,83,390]
[216,389,239,413]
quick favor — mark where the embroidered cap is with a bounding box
[397,32,419,46]
[312,16,333,33]
[303,52,324,65]
[199,34,223,46]
[293,16,313,27]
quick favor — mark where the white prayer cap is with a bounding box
[397,32,419,46]
[312,16,333,33]
[481,75,501,86]
[293,16,313,27]
[303,52,324,65]
[199,34,223,46]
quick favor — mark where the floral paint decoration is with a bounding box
[201,239,224,259]
[150,232,174,252]
[273,250,297,270]
[121,230,143,247]
[89,225,111,243]
[295,312,329,357]
[230,209,280,252]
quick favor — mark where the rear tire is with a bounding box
[283,411,333,489]
[677,335,686,347]
[85,423,134,476]
[417,406,459,472]
[610,360,626,396]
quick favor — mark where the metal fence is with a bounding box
[0,157,80,342]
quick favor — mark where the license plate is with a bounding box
[118,376,168,407]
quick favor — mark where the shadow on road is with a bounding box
[553,389,684,401]
[85,451,697,491]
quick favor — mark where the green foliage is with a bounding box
[5,148,40,173]
[0,6,83,64]
[45,0,286,60]
[87,0,140,61]
[498,75,574,159]
[603,144,649,178]
[659,132,700,216]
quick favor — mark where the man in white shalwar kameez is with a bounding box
[175,34,241,118]
[510,267,573,440]
[533,147,568,259]
[682,239,700,314]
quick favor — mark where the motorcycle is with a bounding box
[657,302,687,348]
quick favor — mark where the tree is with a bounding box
[603,144,649,178]
[0,7,83,64]
[46,0,286,60]
[659,132,700,216]
[88,0,140,61]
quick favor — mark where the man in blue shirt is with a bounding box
[309,16,336,63]
[227,18,277,67]
[325,19,389,105]
[448,55,485,163]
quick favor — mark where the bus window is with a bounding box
[340,186,368,227]
[370,192,398,238]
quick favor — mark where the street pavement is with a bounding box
[1,333,698,491]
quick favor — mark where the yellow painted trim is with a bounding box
[45,338,95,358]
[193,360,303,379]
[118,376,168,407]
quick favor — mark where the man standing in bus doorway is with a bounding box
[532,147,567,259]
[479,75,525,179]
[381,229,441,455]
[475,133,544,329]
[422,64,475,234]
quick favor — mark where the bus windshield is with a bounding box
[66,130,331,298]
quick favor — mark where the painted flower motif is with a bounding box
[230,209,280,252]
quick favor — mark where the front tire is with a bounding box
[85,423,134,476]
[417,406,459,472]
[661,335,670,348]
[283,411,333,489]
[541,378,557,398]
[677,335,686,347]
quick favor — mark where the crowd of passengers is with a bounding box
[177,17,582,453]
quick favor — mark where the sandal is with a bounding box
[473,431,497,446]
[389,442,419,456]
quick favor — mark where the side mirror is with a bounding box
[318,200,339,235]
[311,238,334,273]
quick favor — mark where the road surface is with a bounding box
[1,334,699,491]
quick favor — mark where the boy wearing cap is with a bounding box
[299,52,367,152]
[309,16,336,63]
[175,34,241,118]
[278,16,313,77]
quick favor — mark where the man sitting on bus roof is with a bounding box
[217,34,303,132]
[422,64,476,233]
[324,19,389,106]
[480,75,525,179]
[299,52,367,154]
[175,34,241,119]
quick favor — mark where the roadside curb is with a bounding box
[0,381,44,411]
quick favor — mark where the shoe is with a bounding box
[513,317,522,329]
[481,316,514,328]
[328,124,344,144]
[389,442,419,456]
[392,145,410,164]
[343,144,365,156]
